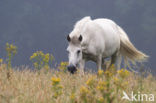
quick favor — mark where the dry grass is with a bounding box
[0,64,156,103]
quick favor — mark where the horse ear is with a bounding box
[79,35,83,42]
[67,35,71,42]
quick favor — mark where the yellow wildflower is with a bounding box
[97,97,104,103]
[70,92,76,100]
[51,77,61,85]
[80,86,89,95]
[59,61,68,71]
[113,77,120,86]
[86,76,96,87]
[110,64,115,69]
[117,69,130,78]
[0,58,3,63]
[39,51,44,57]
[121,81,129,89]
[44,65,49,70]
[33,52,37,57]
[5,43,17,68]
[61,61,68,66]
[30,51,54,70]
[43,53,50,62]
[53,92,62,98]
[30,53,37,60]
[109,64,117,75]
[6,43,17,55]
[53,92,59,98]
[57,85,63,89]
[97,69,104,77]
[33,62,38,68]
[10,44,14,49]
[96,81,107,91]
[104,70,113,78]
[51,77,63,99]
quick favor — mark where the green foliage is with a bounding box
[5,43,17,69]
[58,61,68,72]
[30,51,54,70]
[51,77,63,99]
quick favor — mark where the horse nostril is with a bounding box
[67,65,77,74]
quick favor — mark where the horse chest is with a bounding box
[82,52,97,62]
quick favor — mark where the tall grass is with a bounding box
[0,64,155,103]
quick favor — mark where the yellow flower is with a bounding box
[97,69,104,77]
[30,53,37,60]
[96,81,107,91]
[0,58,3,63]
[86,76,96,87]
[97,97,104,103]
[109,64,117,75]
[110,64,115,69]
[61,62,68,66]
[43,53,50,62]
[121,81,129,89]
[44,65,49,70]
[117,69,130,78]
[53,92,62,98]
[80,86,89,95]
[6,43,17,55]
[96,86,107,91]
[10,44,14,48]
[30,56,33,60]
[113,77,120,86]
[30,51,54,70]
[51,77,61,85]
[57,85,63,89]
[104,70,113,78]
[33,62,38,68]
[39,51,44,57]
[59,61,68,71]
[5,43,17,68]
[70,92,75,100]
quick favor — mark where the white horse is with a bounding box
[67,16,148,74]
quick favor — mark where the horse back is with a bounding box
[82,18,120,57]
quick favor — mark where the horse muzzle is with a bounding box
[67,65,77,74]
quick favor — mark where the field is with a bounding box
[0,63,156,103]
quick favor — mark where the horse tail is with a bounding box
[117,25,149,68]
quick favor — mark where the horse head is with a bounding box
[66,35,83,74]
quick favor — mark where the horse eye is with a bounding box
[77,50,81,54]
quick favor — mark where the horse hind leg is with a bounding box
[116,53,122,70]
[108,54,116,69]
[102,58,106,70]
[101,57,111,70]
[109,51,121,70]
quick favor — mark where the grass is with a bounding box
[0,64,156,103]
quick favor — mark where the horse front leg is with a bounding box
[97,54,102,70]
[79,59,85,74]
